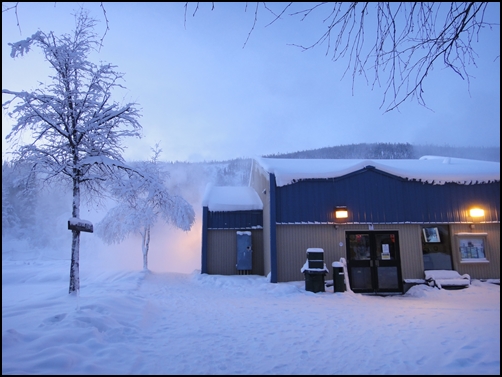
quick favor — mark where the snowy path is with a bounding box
[2,259,500,374]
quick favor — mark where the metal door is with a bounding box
[346,231,403,293]
[236,231,252,272]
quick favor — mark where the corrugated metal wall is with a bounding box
[275,224,427,283]
[275,224,340,283]
[275,169,500,224]
[206,229,264,276]
[397,225,425,280]
[207,210,263,229]
[274,223,500,282]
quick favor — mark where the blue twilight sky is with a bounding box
[2,2,500,163]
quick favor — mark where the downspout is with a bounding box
[270,173,277,283]
[201,206,209,274]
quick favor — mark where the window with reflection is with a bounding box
[457,234,488,262]
[348,234,370,260]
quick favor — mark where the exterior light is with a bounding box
[469,208,485,218]
[335,206,348,219]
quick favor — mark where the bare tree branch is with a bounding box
[2,2,22,34]
[186,2,498,112]
[5,2,498,112]
[98,2,110,50]
[284,2,496,112]
[243,2,260,48]
[2,2,110,46]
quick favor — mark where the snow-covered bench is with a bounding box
[424,270,471,289]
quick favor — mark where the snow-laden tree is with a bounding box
[96,144,195,271]
[2,9,142,294]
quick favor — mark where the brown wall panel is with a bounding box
[276,224,428,282]
[207,229,264,276]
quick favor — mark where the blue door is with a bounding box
[236,231,252,272]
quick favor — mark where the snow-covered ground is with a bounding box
[2,241,500,375]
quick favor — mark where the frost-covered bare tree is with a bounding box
[186,2,498,112]
[2,9,142,294]
[96,144,195,271]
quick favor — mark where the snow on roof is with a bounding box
[202,184,263,212]
[255,156,500,187]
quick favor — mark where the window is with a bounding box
[421,224,452,270]
[423,227,441,243]
[455,233,488,262]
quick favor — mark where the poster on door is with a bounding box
[382,244,390,259]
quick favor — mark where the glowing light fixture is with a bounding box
[335,206,348,219]
[469,208,485,218]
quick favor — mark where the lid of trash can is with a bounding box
[306,248,324,253]
[332,261,343,267]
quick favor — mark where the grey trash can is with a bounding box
[332,261,346,292]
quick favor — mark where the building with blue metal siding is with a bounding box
[202,156,500,292]
[273,168,500,224]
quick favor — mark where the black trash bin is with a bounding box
[332,261,346,292]
[302,248,327,293]
[304,270,326,293]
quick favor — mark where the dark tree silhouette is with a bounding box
[4,3,498,111]
[185,2,498,112]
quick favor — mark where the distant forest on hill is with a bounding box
[262,143,500,162]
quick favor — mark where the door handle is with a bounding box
[375,260,379,267]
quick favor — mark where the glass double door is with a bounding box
[346,231,403,294]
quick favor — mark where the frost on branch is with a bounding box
[8,31,45,58]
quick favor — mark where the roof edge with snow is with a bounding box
[255,156,500,187]
[203,184,263,212]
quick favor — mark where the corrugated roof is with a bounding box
[256,156,500,186]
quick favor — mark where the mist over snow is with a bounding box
[2,158,251,274]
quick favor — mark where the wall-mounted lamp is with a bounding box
[469,208,485,218]
[335,206,348,219]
